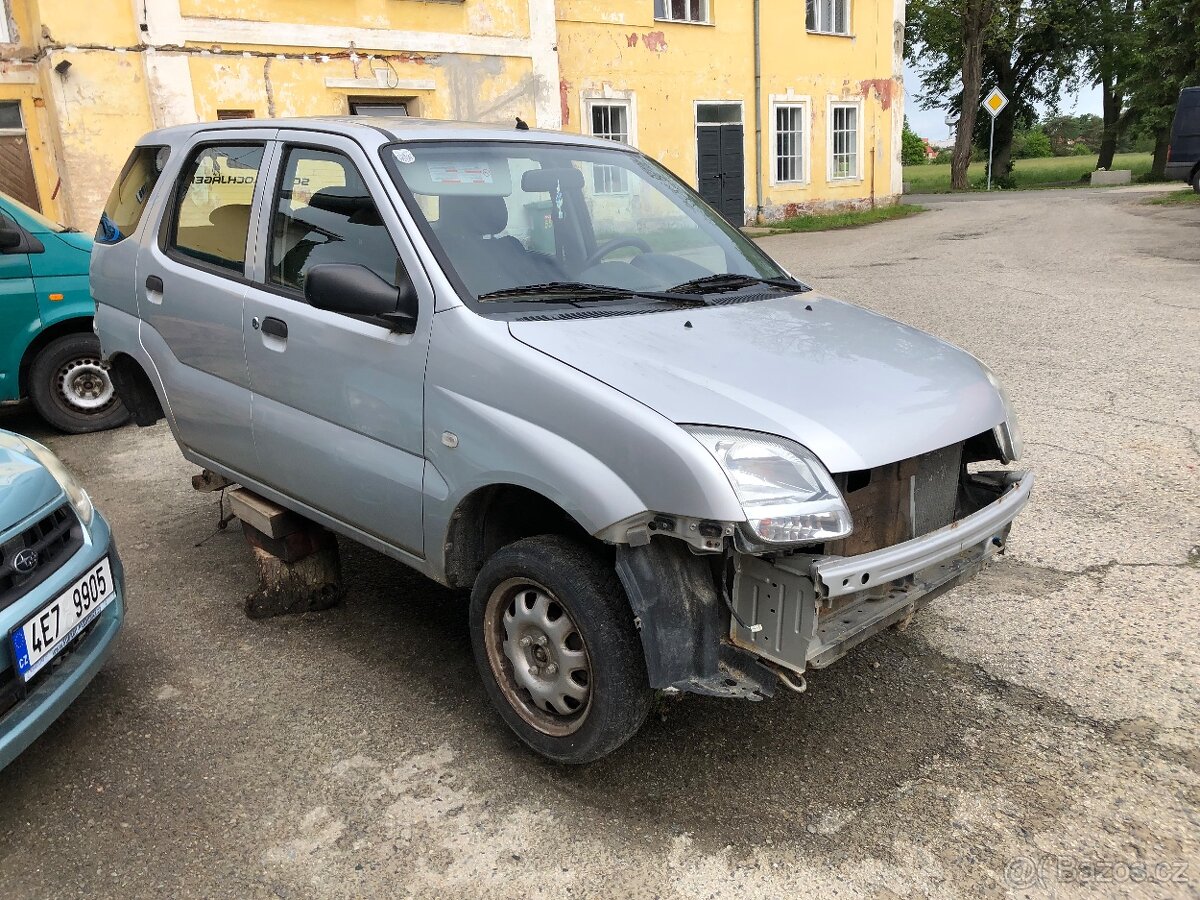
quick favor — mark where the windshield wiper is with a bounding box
[668,273,811,295]
[478,281,709,305]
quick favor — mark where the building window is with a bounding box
[829,102,859,180]
[0,2,11,45]
[587,100,632,194]
[654,0,709,24]
[350,101,410,117]
[216,109,255,120]
[807,0,850,34]
[773,103,807,184]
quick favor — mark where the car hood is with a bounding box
[53,231,94,254]
[508,294,1006,472]
[0,434,63,532]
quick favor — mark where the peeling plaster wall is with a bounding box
[1,0,560,227]
[558,0,903,222]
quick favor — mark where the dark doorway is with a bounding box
[696,103,745,226]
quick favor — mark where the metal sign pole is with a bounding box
[987,114,995,191]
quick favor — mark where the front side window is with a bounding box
[0,100,22,131]
[829,103,859,179]
[587,101,632,194]
[806,0,850,34]
[774,103,807,183]
[269,146,402,292]
[97,146,169,244]
[654,0,709,23]
[168,143,264,272]
[385,141,785,305]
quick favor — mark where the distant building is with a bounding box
[1,0,906,228]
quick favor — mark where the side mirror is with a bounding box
[0,226,23,252]
[304,263,419,334]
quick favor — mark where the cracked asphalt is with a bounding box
[1,184,1197,898]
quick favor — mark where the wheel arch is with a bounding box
[443,483,596,590]
[105,351,166,426]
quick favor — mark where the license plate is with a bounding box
[10,557,115,683]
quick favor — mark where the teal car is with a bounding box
[0,192,128,432]
[0,429,124,770]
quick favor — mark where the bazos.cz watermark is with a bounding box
[1004,854,1190,889]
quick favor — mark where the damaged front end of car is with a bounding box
[609,429,1033,701]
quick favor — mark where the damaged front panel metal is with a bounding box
[730,470,1033,676]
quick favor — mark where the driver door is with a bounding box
[241,133,433,555]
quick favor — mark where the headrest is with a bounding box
[208,204,252,229]
[521,167,585,192]
[438,195,508,236]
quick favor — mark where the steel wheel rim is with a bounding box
[55,356,116,412]
[483,576,593,737]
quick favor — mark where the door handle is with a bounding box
[260,317,288,339]
[144,274,164,304]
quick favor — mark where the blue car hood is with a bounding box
[0,433,63,532]
[509,294,1007,473]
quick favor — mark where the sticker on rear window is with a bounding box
[427,163,494,185]
[396,149,416,164]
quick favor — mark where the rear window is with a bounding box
[96,146,169,244]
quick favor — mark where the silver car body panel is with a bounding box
[510,295,1007,474]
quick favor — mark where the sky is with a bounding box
[904,61,1104,140]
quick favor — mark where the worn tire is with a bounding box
[1192,168,1200,195]
[28,333,130,434]
[469,535,653,764]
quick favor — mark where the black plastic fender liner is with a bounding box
[107,355,165,426]
[616,540,777,700]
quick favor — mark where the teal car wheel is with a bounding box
[28,333,130,433]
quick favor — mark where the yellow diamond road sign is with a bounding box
[983,87,1009,118]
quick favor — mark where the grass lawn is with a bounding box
[756,203,926,234]
[903,153,1154,193]
[1147,189,1200,205]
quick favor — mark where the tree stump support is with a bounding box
[226,487,343,619]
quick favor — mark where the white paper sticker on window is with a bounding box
[427,163,495,185]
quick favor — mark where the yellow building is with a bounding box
[0,0,903,228]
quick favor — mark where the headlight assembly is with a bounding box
[19,438,95,526]
[686,427,852,545]
[979,364,1023,462]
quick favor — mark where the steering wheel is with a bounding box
[582,236,654,270]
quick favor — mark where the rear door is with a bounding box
[0,208,36,401]
[136,129,274,470]
[241,133,433,554]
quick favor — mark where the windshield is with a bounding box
[0,190,67,233]
[385,141,786,301]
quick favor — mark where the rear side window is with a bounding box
[168,143,265,274]
[96,146,169,244]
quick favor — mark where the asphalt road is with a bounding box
[1,185,1197,899]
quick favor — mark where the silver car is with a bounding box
[92,118,1031,763]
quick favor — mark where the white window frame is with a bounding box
[0,99,23,136]
[0,1,11,45]
[582,96,636,195]
[826,98,862,182]
[807,0,852,36]
[654,0,711,25]
[769,96,810,186]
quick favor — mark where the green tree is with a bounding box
[1013,127,1054,158]
[902,117,930,165]
[908,0,1083,187]
[1126,0,1200,177]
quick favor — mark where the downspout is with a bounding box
[753,0,764,225]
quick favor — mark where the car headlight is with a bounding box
[979,365,1023,462]
[18,438,94,525]
[685,427,853,545]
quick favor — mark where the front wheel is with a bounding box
[469,535,654,764]
[28,333,130,433]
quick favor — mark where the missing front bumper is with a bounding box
[731,470,1033,674]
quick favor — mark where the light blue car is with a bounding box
[0,428,124,770]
